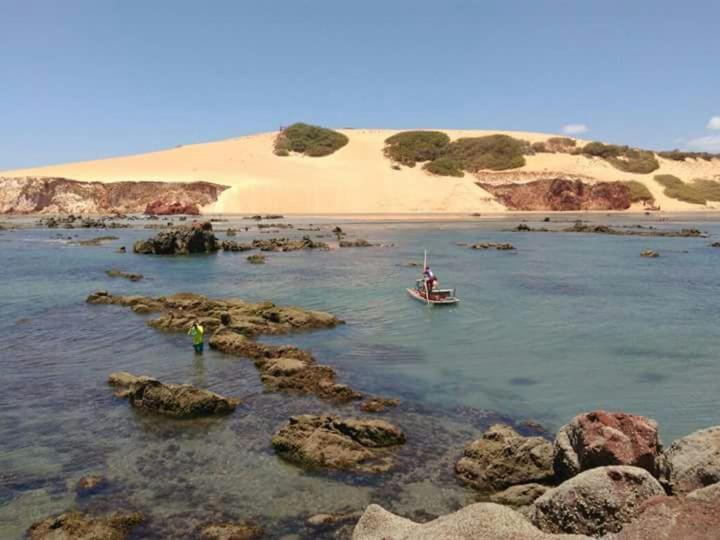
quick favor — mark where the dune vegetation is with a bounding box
[652,174,720,205]
[580,142,659,174]
[531,137,577,153]
[618,180,654,203]
[274,123,349,157]
[385,131,528,175]
[658,150,720,162]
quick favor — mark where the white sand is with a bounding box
[3,129,720,214]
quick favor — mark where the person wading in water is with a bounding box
[188,321,205,354]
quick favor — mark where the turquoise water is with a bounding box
[1,216,719,538]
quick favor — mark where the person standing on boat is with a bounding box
[423,265,438,293]
[188,321,205,354]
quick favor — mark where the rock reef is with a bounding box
[272,415,406,473]
[108,372,239,417]
[27,511,144,540]
[133,221,219,255]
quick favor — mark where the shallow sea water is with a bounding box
[1,215,719,538]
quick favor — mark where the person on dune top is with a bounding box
[188,321,205,354]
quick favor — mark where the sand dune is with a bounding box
[4,129,720,213]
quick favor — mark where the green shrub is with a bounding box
[274,123,348,157]
[547,137,576,147]
[658,150,720,162]
[654,174,707,205]
[423,157,464,177]
[531,141,548,152]
[532,137,577,154]
[619,180,654,203]
[581,142,658,173]
[384,131,450,166]
[446,134,527,171]
[690,178,720,201]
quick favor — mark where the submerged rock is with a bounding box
[531,465,665,536]
[640,250,659,258]
[659,425,720,494]
[307,511,362,530]
[352,503,591,540]
[272,415,406,473]
[455,424,554,491]
[75,235,119,246]
[27,511,144,540]
[554,410,662,480]
[133,221,219,255]
[360,397,400,413]
[75,474,108,496]
[220,240,253,252]
[108,371,239,418]
[105,269,143,282]
[247,254,266,264]
[198,521,264,539]
[470,242,515,250]
[251,236,329,252]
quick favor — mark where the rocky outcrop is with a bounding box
[479,178,632,211]
[133,221,219,255]
[687,481,720,503]
[272,415,406,473]
[360,397,400,413]
[27,511,144,540]
[251,236,329,252]
[352,503,591,540]
[659,426,720,494]
[88,291,365,403]
[515,222,706,237]
[455,424,554,491]
[490,483,551,507]
[144,200,200,215]
[198,521,264,539]
[0,176,227,214]
[106,269,143,281]
[607,495,720,540]
[108,371,239,417]
[339,239,373,247]
[553,411,662,480]
[531,466,665,536]
[220,240,253,252]
[470,242,515,250]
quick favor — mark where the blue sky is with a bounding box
[1,0,719,169]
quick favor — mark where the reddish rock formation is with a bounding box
[554,410,662,480]
[144,200,200,215]
[0,176,227,214]
[478,178,631,211]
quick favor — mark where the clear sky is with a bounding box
[1,0,719,169]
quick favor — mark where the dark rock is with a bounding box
[247,254,266,264]
[470,242,515,250]
[272,415,406,473]
[554,410,662,480]
[116,246,126,253]
[220,240,253,252]
[144,200,200,215]
[108,371,239,417]
[226,228,237,237]
[640,250,659,258]
[251,236,329,252]
[75,235,119,246]
[360,397,400,413]
[133,222,218,255]
[106,269,143,282]
[339,239,373,247]
[75,474,108,496]
[455,424,554,491]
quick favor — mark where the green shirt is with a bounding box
[188,324,204,345]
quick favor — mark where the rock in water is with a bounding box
[659,425,720,494]
[144,200,200,215]
[553,410,662,480]
[352,503,592,540]
[360,397,400,413]
[133,221,218,255]
[272,415,405,473]
[198,521,264,539]
[531,465,665,536]
[105,269,143,281]
[608,495,720,539]
[108,372,239,418]
[640,250,659,258]
[75,475,108,496]
[339,239,373,247]
[455,424,554,491]
[247,254,266,264]
[27,511,143,540]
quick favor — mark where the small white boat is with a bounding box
[407,279,460,305]
[407,251,460,305]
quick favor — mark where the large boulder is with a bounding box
[272,415,405,473]
[133,221,218,255]
[455,424,554,491]
[27,511,143,540]
[108,372,239,418]
[659,426,720,494]
[687,481,720,503]
[490,483,551,507]
[554,411,662,480]
[607,495,720,539]
[352,503,591,540]
[531,465,665,536]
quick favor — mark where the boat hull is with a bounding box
[406,288,460,305]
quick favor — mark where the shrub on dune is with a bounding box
[274,123,349,157]
[445,135,528,171]
[619,180,654,203]
[423,157,464,177]
[654,174,707,205]
[383,131,450,167]
[581,142,659,174]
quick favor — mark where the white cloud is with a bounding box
[707,116,720,130]
[562,123,589,135]
[684,135,720,153]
